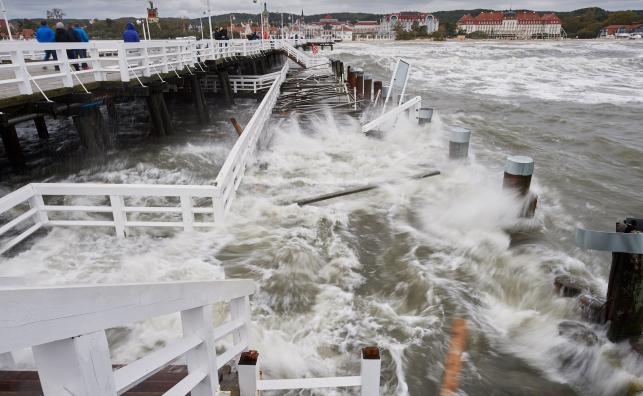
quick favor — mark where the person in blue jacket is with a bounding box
[73,24,90,69]
[123,22,140,43]
[36,21,56,67]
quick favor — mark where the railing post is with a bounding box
[56,48,74,87]
[161,45,169,74]
[360,347,381,396]
[230,295,251,349]
[238,351,259,396]
[32,330,117,396]
[181,306,219,396]
[118,44,130,82]
[10,49,33,95]
[89,45,105,81]
[142,46,151,77]
[180,195,195,232]
[29,192,49,225]
[110,195,126,238]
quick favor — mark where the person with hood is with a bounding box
[65,23,81,71]
[73,24,89,69]
[36,21,57,68]
[54,22,78,71]
[123,22,140,43]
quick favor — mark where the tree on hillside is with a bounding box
[605,11,640,25]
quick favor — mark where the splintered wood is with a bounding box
[440,318,469,396]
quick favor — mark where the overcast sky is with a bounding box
[11,0,642,19]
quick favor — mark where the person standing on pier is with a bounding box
[54,22,79,71]
[123,22,141,42]
[73,24,90,70]
[36,21,56,69]
[66,23,82,71]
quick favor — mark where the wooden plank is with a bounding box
[162,371,206,396]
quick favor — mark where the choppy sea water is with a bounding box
[1,40,643,395]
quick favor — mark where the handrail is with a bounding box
[361,96,422,133]
[0,38,314,97]
[215,62,289,215]
[0,279,255,396]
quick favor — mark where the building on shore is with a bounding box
[457,11,563,39]
[599,23,643,38]
[381,12,439,35]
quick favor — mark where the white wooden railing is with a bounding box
[0,38,313,97]
[279,41,328,68]
[0,63,290,255]
[215,62,289,215]
[202,70,284,94]
[361,96,422,133]
[0,182,223,255]
[0,279,254,396]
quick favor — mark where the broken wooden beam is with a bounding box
[295,170,440,206]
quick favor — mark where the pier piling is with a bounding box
[605,219,643,342]
[503,155,537,217]
[356,71,364,99]
[0,122,25,167]
[374,81,383,103]
[189,75,209,124]
[449,127,470,160]
[418,108,434,126]
[34,117,49,139]
[147,93,167,137]
[364,76,373,102]
[72,107,110,152]
[217,69,235,106]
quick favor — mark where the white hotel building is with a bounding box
[457,11,563,39]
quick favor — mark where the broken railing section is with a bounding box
[238,347,381,396]
[0,64,289,256]
[574,218,643,343]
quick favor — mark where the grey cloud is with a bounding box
[9,0,641,19]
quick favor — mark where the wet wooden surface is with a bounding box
[0,365,240,395]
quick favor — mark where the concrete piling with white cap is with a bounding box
[503,155,538,217]
[418,108,434,125]
[449,127,470,159]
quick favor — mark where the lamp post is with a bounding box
[200,11,204,40]
[0,0,13,40]
[230,14,235,39]
[206,0,214,57]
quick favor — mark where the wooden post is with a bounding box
[32,331,117,396]
[146,93,166,137]
[189,75,209,124]
[158,93,175,135]
[449,127,470,160]
[440,319,468,396]
[0,123,25,167]
[73,108,110,152]
[374,81,383,102]
[230,117,244,136]
[503,156,537,217]
[605,219,643,342]
[356,72,364,99]
[364,77,373,102]
[34,116,49,139]
[360,347,380,396]
[218,70,234,106]
[238,350,259,396]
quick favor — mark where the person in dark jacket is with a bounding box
[54,22,71,71]
[36,21,56,67]
[66,23,82,71]
[123,22,140,43]
[73,24,89,69]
